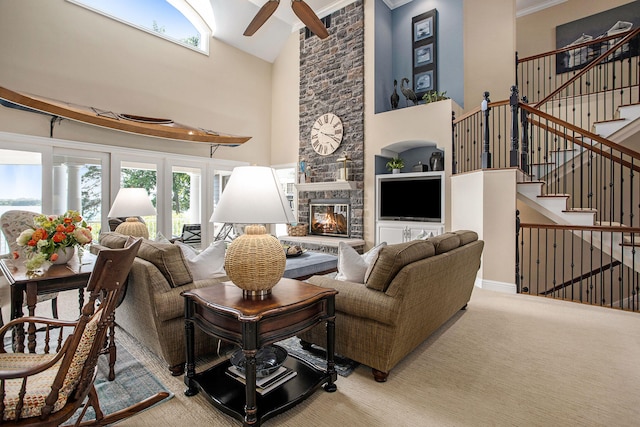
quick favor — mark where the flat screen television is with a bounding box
[377,173,443,222]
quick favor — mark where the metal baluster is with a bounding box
[481,91,491,168]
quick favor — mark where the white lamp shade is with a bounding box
[108,188,157,218]
[211,166,295,224]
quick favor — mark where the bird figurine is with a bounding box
[401,77,418,106]
[390,79,400,109]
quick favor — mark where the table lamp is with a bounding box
[107,188,157,239]
[211,166,295,297]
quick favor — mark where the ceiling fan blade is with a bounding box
[244,0,280,36]
[291,0,329,39]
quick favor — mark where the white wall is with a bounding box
[451,169,519,293]
[0,0,273,165]
[270,32,301,166]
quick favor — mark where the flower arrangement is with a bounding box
[15,210,93,270]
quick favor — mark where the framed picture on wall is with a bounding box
[414,43,433,66]
[412,9,437,100]
[414,69,434,92]
[413,15,433,42]
[554,2,640,74]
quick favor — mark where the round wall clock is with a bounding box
[310,113,343,156]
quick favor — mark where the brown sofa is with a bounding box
[299,230,484,382]
[94,232,227,375]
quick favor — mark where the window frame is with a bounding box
[66,0,211,55]
[0,131,247,248]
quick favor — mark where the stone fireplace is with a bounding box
[309,199,350,237]
[283,0,364,254]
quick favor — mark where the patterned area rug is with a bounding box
[277,336,359,377]
[3,330,172,423]
[68,344,174,423]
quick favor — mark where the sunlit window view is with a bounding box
[120,162,158,237]
[0,149,42,254]
[172,166,201,248]
[68,0,203,51]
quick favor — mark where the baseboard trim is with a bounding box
[475,278,517,294]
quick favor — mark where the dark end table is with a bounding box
[183,278,338,426]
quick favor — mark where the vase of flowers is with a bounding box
[15,210,93,271]
[52,246,76,265]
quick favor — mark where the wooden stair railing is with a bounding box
[516,220,640,311]
[453,28,640,308]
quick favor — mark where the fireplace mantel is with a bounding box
[295,181,357,192]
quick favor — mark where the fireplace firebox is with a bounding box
[309,200,350,237]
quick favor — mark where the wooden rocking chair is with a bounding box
[0,237,169,426]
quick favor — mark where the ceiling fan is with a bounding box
[244,0,330,39]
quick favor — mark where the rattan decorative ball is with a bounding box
[114,217,149,239]
[224,225,286,295]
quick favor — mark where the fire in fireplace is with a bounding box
[309,201,350,237]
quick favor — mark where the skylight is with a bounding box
[67,0,212,54]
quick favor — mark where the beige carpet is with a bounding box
[4,284,640,426]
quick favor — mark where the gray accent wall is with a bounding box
[376,0,464,113]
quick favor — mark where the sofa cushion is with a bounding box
[365,240,435,292]
[98,232,129,249]
[136,240,193,288]
[455,230,478,246]
[428,232,461,254]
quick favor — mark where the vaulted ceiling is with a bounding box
[211,0,561,62]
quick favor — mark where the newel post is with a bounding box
[481,91,492,169]
[451,111,457,174]
[520,96,530,174]
[509,85,520,167]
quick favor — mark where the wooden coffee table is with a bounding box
[0,254,95,349]
[183,278,338,426]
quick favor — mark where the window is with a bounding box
[53,150,109,241]
[274,166,296,237]
[0,133,245,249]
[0,149,42,254]
[172,165,201,245]
[119,161,158,237]
[68,0,212,53]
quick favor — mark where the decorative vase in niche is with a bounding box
[430,152,444,171]
[392,168,401,174]
[53,246,75,265]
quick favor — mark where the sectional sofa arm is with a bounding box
[307,275,400,326]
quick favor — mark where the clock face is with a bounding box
[310,113,343,156]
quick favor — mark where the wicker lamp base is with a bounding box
[114,217,149,239]
[225,225,286,297]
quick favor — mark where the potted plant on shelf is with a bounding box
[386,156,404,174]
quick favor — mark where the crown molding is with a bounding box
[292,0,358,31]
[381,0,413,10]
[516,0,567,18]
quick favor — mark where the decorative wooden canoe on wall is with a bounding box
[0,85,251,146]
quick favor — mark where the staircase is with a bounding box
[453,28,640,310]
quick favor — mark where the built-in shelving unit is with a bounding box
[375,171,445,244]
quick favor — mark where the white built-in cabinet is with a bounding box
[375,171,445,245]
[377,221,444,244]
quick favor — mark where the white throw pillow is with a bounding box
[155,232,172,244]
[335,241,386,283]
[176,240,226,280]
[414,229,434,240]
